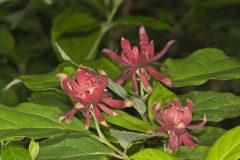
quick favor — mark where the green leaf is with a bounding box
[148,82,177,126]
[0,103,88,141]
[37,133,115,160]
[194,126,226,146]
[51,8,101,61]
[29,139,39,160]
[165,48,240,87]
[180,91,240,122]
[103,110,153,132]
[0,27,15,55]
[206,125,240,160]
[29,91,71,111]
[108,79,146,115]
[1,145,31,160]
[110,129,165,150]
[20,58,121,91]
[20,62,73,91]
[131,148,176,160]
[174,146,209,160]
[114,16,171,30]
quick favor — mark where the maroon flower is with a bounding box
[103,26,175,95]
[152,99,206,153]
[57,66,132,129]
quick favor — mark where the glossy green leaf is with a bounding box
[52,8,101,61]
[114,16,171,30]
[180,91,240,122]
[131,148,176,160]
[148,82,177,126]
[37,133,115,160]
[29,139,39,160]
[0,103,88,141]
[110,129,165,150]
[165,48,240,87]
[103,110,153,132]
[206,126,240,160]
[1,145,31,160]
[174,146,209,160]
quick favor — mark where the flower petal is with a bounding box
[152,102,164,125]
[93,104,108,127]
[146,65,172,87]
[85,109,90,130]
[116,67,136,85]
[139,25,149,44]
[179,132,197,148]
[102,96,125,108]
[168,131,179,153]
[187,113,207,130]
[98,103,118,116]
[121,37,131,51]
[186,99,194,112]
[102,48,128,66]
[139,68,153,92]
[149,40,175,62]
[132,73,139,96]
[64,108,78,123]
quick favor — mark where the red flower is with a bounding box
[103,26,175,95]
[57,66,132,129]
[152,99,206,153]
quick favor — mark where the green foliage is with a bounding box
[1,145,31,160]
[180,91,240,122]
[174,146,209,160]
[1,0,240,159]
[38,133,115,160]
[165,48,240,87]
[103,110,153,132]
[0,103,88,141]
[131,148,176,160]
[206,126,240,160]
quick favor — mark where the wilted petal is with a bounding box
[132,73,139,96]
[149,40,175,62]
[187,113,207,130]
[179,132,197,148]
[98,103,118,116]
[102,97,125,108]
[139,68,153,92]
[146,65,172,87]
